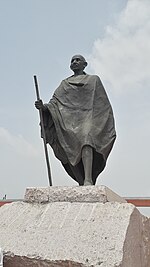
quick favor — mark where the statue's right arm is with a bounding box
[35,99,48,112]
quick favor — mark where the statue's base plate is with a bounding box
[24,185,126,203]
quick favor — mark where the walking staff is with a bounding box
[33,75,52,186]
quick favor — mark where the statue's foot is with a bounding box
[83,179,93,186]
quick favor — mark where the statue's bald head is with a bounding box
[71,55,87,64]
[70,55,88,73]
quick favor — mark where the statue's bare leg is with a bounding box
[82,145,93,186]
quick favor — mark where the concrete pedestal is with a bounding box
[0,186,149,267]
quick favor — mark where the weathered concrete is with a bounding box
[0,186,149,267]
[25,185,126,203]
[0,247,3,267]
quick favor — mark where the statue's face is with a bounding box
[70,55,87,72]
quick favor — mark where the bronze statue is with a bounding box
[35,55,116,186]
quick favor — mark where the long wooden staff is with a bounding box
[33,75,52,186]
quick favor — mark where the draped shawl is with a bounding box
[42,74,116,185]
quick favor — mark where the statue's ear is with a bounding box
[84,61,88,68]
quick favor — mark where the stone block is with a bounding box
[0,186,149,267]
[24,185,126,203]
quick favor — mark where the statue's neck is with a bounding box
[68,73,87,84]
[73,70,86,76]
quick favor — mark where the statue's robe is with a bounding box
[42,74,116,185]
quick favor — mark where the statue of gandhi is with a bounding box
[35,55,116,186]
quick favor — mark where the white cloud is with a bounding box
[89,0,150,95]
[0,127,39,158]
[0,127,48,198]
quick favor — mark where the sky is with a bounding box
[0,0,149,215]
